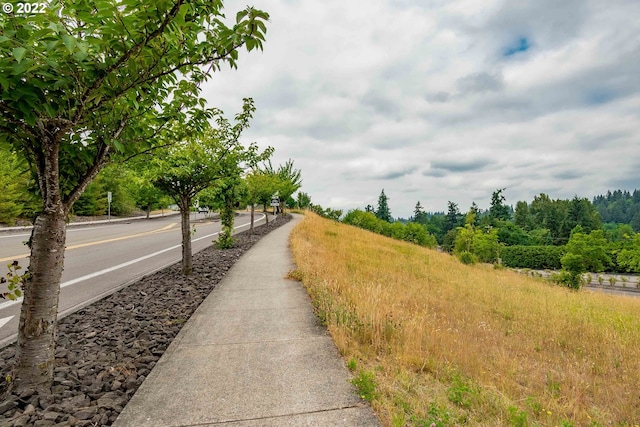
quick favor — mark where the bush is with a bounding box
[343,209,437,248]
[501,245,566,270]
[458,251,478,265]
[552,269,584,290]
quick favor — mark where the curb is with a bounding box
[0,211,185,233]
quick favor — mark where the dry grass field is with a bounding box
[289,213,640,426]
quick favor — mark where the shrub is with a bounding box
[501,245,566,270]
[458,251,478,265]
[343,209,437,248]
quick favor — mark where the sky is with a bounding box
[203,0,640,218]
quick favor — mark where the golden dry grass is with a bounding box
[289,213,640,426]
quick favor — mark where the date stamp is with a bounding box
[2,2,49,15]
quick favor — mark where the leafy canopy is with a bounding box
[0,1,269,209]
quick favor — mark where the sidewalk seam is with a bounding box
[180,335,330,348]
[177,404,370,426]
[203,305,309,313]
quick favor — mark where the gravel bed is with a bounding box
[0,214,292,427]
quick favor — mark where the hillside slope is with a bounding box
[289,213,640,426]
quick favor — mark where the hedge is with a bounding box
[500,245,566,270]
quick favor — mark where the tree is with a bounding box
[153,138,226,275]
[413,201,427,223]
[212,174,246,249]
[0,3,269,392]
[154,100,263,274]
[530,193,568,244]
[72,177,107,216]
[265,159,302,213]
[496,222,532,246]
[245,169,280,228]
[560,226,611,289]
[454,211,476,254]
[617,234,640,273]
[514,201,533,231]
[296,192,312,209]
[443,201,462,234]
[489,188,511,222]
[375,189,392,222]
[468,202,480,226]
[0,149,28,225]
[562,196,601,235]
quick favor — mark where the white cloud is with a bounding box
[203,0,640,217]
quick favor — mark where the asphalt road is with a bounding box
[0,211,266,346]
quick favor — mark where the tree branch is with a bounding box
[73,0,186,123]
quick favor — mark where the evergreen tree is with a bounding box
[489,188,511,221]
[443,201,462,234]
[468,202,480,226]
[0,149,27,225]
[563,196,601,235]
[413,201,427,223]
[375,189,392,222]
[514,200,533,230]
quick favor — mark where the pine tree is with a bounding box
[413,201,427,223]
[0,149,26,225]
[490,188,511,221]
[376,189,393,222]
[443,201,462,233]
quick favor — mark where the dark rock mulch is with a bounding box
[0,214,292,427]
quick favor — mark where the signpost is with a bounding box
[270,196,280,217]
[107,191,112,222]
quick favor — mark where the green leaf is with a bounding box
[236,9,248,23]
[0,74,10,91]
[73,50,88,61]
[12,47,27,63]
[62,35,76,54]
[113,139,124,153]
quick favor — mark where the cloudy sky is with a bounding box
[203,0,640,218]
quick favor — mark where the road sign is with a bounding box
[107,192,112,222]
[270,198,280,207]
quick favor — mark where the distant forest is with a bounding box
[592,189,640,228]
[330,188,640,275]
[406,188,640,247]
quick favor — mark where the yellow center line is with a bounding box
[0,223,178,264]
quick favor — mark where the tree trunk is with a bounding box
[179,196,192,275]
[250,203,255,234]
[146,206,151,219]
[13,210,67,393]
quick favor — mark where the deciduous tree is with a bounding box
[153,99,264,273]
[265,159,302,213]
[245,170,280,228]
[0,2,268,392]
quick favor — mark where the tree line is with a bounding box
[0,1,275,395]
[308,187,640,289]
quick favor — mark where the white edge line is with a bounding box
[0,214,265,311]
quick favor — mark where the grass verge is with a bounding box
[289,213,640,426]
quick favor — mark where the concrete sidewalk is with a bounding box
[114,215,381,426]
